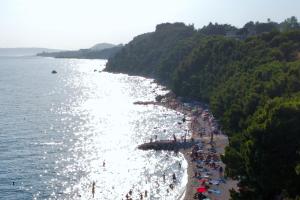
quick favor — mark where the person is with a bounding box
[163,172,166,183]
[178,162,181,169]
[219,166,223,178]
[92,181,95,198]
[140,193,143,200]
[173,134,177,142]
[194,172,198,178]
[210,130,214,143]
[172,173,176,182]
[175,150,179,156]
[103,160,106,167]
[144,190,148,197]
[155,181,160,187]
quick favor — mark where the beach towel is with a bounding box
[208,189,221,195]
[209,180,220,185]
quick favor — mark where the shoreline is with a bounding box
[143,91,238,200]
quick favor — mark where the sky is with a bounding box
[1,0,300,50]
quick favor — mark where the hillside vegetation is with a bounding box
[105,17,300,199]
[37,44,123,59]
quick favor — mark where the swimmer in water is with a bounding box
[172,173,176,182]
[92,181,95,198]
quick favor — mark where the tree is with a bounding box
[280,16,300,31]
[225,97,300,199]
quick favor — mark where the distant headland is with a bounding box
[0,48,62,57]
[37,43,123,59]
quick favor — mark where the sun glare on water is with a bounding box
[32,59,188,200]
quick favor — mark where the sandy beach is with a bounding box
[154,92,238,200]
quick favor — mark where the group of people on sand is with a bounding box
[190,141,225,199]
[161,94,226,199]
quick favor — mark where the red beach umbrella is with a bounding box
[197,187,207,193]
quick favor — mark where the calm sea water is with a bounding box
[0,56,188,200]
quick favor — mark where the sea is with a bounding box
[0,56,188,200]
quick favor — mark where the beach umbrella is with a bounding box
[197,187,207,193]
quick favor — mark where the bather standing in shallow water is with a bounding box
[172,173,177,182]
[92,181,95,198]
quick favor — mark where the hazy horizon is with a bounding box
[1,0,300,50]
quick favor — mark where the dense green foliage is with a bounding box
[106,17,300,199]
[107,23,195,76]
[224,96,300,199]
